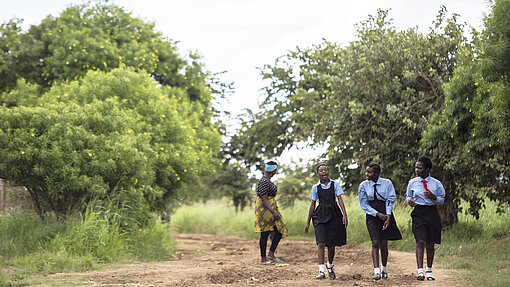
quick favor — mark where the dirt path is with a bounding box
[49,233,465,286]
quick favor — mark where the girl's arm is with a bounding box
[337,195,349,227]
[304,200,316,234]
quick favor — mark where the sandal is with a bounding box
[269,257,283,263]
[263,260,273,265]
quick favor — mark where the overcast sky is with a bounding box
[0,0,492,165]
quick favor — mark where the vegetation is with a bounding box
[236,2,510,224]
[236,8,469,224]
[170,197,510,287]
[421,0,510,218]
[0,205,174,286]
[0,2,221,220]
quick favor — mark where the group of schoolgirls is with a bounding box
[255,155,445,282]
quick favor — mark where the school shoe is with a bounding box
[316,271,326,279]
[426,271,435,280]
[381,271,388,280]
[372,272,381,280]
[327,265,336,279]
[417,270,425,281]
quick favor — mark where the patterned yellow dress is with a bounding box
[254,176,288,237]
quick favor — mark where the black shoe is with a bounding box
[381,271,388,280]
[417,271,425,281]
[373,273,381,280]
[327,265,336,279]
[316,271,326,279]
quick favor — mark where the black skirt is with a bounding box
[365,199,402,241]
[312,202,346,247]
[411,205,441,244]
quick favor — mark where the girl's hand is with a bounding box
[272,211,281,221]
[343,216,348,228]
[304,223,310,234]
[376,212,387,221]
[407,198,417,207]
[382,216,390,230]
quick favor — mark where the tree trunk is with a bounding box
[26,187,44,220]
[438,170,458,226]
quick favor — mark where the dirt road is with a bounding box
[49,233,465,286]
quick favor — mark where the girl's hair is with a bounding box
[316,163,328,173]
[367,162,381,173]
[417,156,432,169]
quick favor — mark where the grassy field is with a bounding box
[171,196,510,287]
[0,206,174,287]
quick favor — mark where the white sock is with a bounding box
[319,264,325,273]
[418,268,424,274]
[426,267,432,273]
[327,262,333,268]
[381,266,387,273]
[374,267,380,274]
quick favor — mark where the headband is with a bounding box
[265,164,277,172]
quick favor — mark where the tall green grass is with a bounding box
[0,205,175,286]
[171,196,510,287]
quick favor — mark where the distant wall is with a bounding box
[0,179,33,212]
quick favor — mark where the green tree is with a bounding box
[275,161,317,207]
[0,67,221,220]
[240,8,467,207]
[422,0,510,218]
[0,1,209,105]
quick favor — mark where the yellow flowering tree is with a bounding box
[0,1,209,105]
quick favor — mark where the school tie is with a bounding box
[421,179,431,192]
[374,184,379,200]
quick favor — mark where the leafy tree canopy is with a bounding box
[240,8,468,197]
[0,67,221,220]
[0,0,210,105]
[421,0,510,217]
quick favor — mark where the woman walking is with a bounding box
[254,161,288,264]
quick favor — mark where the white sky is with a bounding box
[0,0,491,165]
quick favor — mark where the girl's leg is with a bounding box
[317,243,326,264]
[371,240,381,267]
[425,242,435,268]
[415,240,426,268]
[327,246,335,264]
[316,243,326,279]
[268,227,283,259]
[425,242,436,280]
[259,231,270,262]
[380,240,389,267]
[416,240,426,280]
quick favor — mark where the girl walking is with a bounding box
[305,163,348,280]
[406,156,445,281]
[358,163,402,280]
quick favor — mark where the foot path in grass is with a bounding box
[49,233,465,286]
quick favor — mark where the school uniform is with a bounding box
[406,176,445,244]
[358,177,402,241]
[310,179,346,247]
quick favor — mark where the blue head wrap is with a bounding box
[265,164,277,172]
